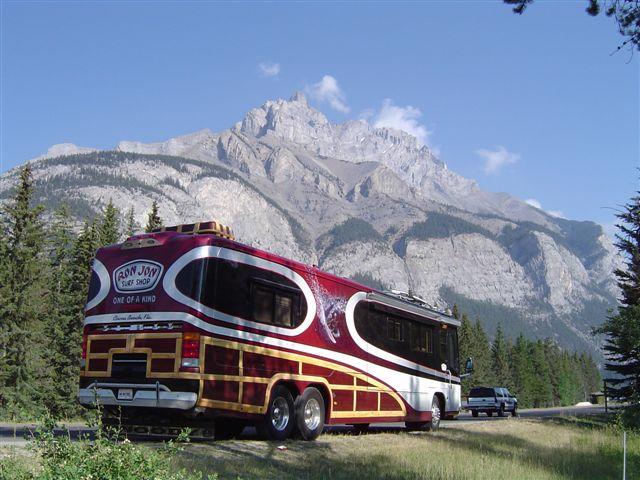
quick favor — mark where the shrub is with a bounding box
[0,414,210,480]
[618,404,640,431]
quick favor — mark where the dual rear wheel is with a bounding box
[257,385,325,441]
[405,395,443,432]
[222,389,447,440]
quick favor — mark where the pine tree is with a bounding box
[560,350,581,405]
[578,352,601,402]
[0,207,8,390]
[457,313,474,395]
[144,200,163,232]
[125,206,137,237]
[594,188,640,425]
[42,204,82,417]
[510,334,535,408]
[0,165,48,416]
[99,199,120,246]
[529,340,553,407]
[458,314,494,395]
[70,220,99,305]
[491,324,512,388]
[470,319,494,387]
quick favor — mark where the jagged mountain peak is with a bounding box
[289,91,308,104]
[238,93,332,142]
[23,93,553,227]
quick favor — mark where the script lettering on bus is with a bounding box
[112,313,153,323]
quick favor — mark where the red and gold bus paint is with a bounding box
[79,221,462,440]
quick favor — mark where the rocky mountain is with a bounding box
[0,93,620,359]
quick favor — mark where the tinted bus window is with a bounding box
[353,301,439,371]
[439,329,447,366]
[410,322,434,354]
[447,329,459,375]
[175,257,307,329]
[387,318,403,342]
[436,327,460,376]
[251,281,299,327]
[175,259,206,303]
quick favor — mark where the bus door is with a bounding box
[438,325,460,412]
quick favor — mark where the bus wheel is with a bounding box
[294,387,325,441]
[215,418,245,440]
[425,395,442,431]
[258,385,295,441]
[472,410,478,418]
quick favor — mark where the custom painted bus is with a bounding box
[78,221,464,441]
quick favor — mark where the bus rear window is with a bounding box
[175,259,206,303]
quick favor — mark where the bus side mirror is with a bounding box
[465,357,474,373]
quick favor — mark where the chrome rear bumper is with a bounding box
[78,382,197,410]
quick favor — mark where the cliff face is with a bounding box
[0,93,620,358]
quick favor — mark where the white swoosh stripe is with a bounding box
[161,246,317,337]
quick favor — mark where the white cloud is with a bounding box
[305,75,350,113]
[525,198,542,209]
[525,198,565,218]
[476,146,520,174]
[258,62,280,77]
[373,99,431,147]
[547,210,565,218]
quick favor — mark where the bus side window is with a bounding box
[439,329,448,367]
[410,323,434,354]
[386,317,403,342]
[447,329,459,375]
[250,281,300,328]
[252,285,273,324]
[274,293,294,327]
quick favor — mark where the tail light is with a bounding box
[180,332,200,372]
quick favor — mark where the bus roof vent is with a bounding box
[151,220,235,240]
[383,290,452,317]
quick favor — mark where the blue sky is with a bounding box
[1,1,638,232]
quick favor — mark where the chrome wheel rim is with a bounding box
[303,398,321,430]
[432,401,441,426]
[271,397,290,431]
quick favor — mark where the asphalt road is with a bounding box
[0,404,608,447]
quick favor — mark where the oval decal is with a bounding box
[113,260,164,293]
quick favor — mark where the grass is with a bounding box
[170,417,638,480]
[1,415,637,480]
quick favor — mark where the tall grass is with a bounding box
[0,415,209,480]
[1,416,636,480]
[173,417,638,480]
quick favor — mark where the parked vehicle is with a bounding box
[466,387,518,417]
[78,221,471,440]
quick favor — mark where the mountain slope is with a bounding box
[0,93,620,360]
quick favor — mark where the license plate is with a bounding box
[117,388,133,401]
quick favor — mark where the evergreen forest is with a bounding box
[0,166,603,419]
